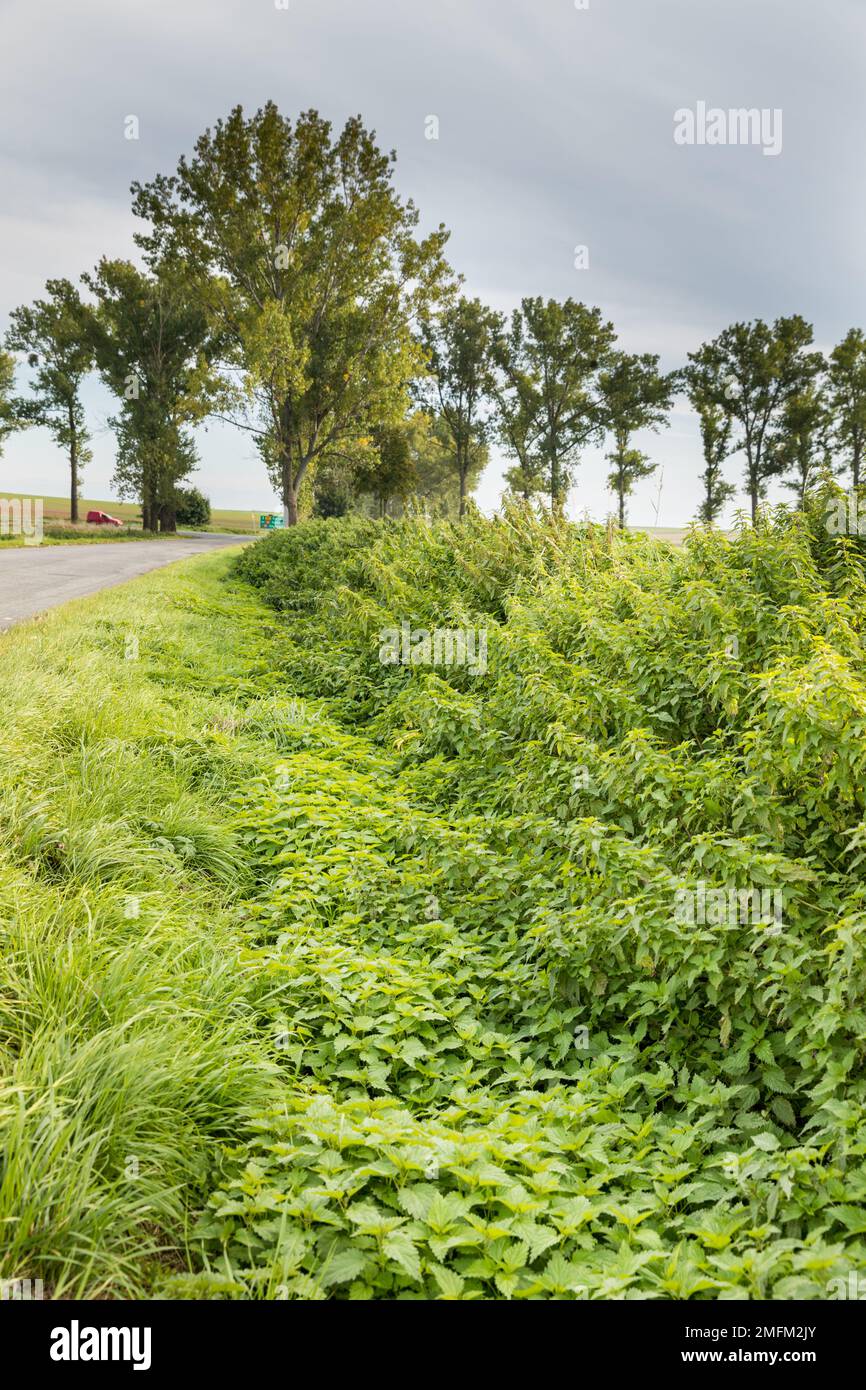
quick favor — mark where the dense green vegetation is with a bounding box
[2,510,865,1299]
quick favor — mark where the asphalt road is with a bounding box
[0,533,251,632]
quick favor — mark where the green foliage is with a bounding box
[420,297,501,517]
[773,385,834,508]
[175,485,212,528]
[0,556,278,1295]
[0,349,21,456]
[687,318,825,522]
[131,103,454,521]
[4,284,92,510]
[83,258,222,531]
[492,298,616,507]
[684,376,736,524]
[310,412,486,520]
[211,508,866,1298]
[351,423,417,517]
[403,410,487,518]
[6,511,866,1300]
[598,351,677,526]
[827,329,866,489]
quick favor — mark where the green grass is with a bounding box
[0,551,282,1296]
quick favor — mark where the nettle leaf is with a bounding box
[396,1184,437,1221]
[511,1218,560,1261]
[383,1231,423,1282]
[542,1252,589,1296]
[770,1096,796,1128]
[752,1132,781,1152]
[430,1263,465,1298]
[827,1205,866,1235]
[425,1192,473,1233]
[346,1202,404,1236]
[318,1247,372,1288]
[400,1038,429,1066]
[762,1066,794,1094]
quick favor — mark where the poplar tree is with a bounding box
[420,297,500,518]
[132,103,453,525]
[827,329,866,489]
[687,317,823,520]
[5,281,93,519]
[492,298,615,508]
[598,351,676,526]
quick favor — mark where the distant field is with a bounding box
[0,491,267,533]
[628,525,690,546]
[0,493,709,544]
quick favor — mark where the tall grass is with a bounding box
[0,554,283,1296]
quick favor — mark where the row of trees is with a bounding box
[422,296,676,526]
[0,265,221,529]
[685,321,866,521]
[421,299,866,526]
[2,102,865,528]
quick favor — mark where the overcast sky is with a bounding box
[2,0,864,522]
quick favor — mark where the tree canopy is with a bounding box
[131,103,454,523]
[686,316,824,521]
[492,297,615,508]
[83,258,222,531]
[6,279,93,520]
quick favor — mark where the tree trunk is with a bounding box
[459,465,467,519]
[550,439,559,510]
[281,455,300,526]
[143,474,160,532]
[69,408,79,523]
[748,451,758,523]
[618,486,625,529]
[854,441,861,491]
[159,503,177,533]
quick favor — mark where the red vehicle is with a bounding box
[86,510,124,527]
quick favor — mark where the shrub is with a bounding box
[175,486,211,528]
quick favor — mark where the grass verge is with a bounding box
[0,552,283,1296]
